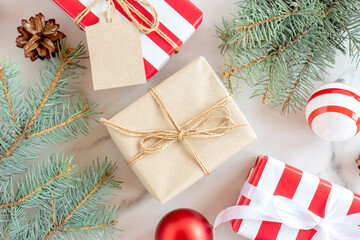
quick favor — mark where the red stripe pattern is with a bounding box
[255,164,303,240]
[232,156,268,232]
[308,106,360,134]
[163,0,203,28]
[306,83,360,142]
[231,156,360,240]
[307,88,360,104]
[51,0,202,79]
[113,0,182,55]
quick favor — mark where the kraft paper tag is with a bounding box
[85,12,146,91]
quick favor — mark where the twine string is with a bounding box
[74,0,180,52]
[101,88,246,176]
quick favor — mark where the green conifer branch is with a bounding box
[0,167,73,208]
[343,21,360,64]
[218,0,360,113]
[223,25,312,85]
[0,154,77,209]
[0,67,16,125]
[41,174,109,240]
[64,219,117,231]
[27,100,91,139]
[38,160,120,240]
[0,48,72,163]
[0,43,120,239]
[238,11,298,34]
[283,55,314,110]
[263,55,279,104]
[2,230,8,240]
[0,41,97,179]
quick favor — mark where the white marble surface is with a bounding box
[1,0,360,239]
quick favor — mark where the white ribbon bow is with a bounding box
[214,182,360,240]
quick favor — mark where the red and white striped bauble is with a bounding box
[306,82,360,142]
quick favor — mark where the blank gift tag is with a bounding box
[85,12,146,90]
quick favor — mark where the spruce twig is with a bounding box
[0,66,16,125]
[223,26,312,85]
[218,0,360,113]
[283,55,314,110]
[0,48,72,163]
[344,22,360,55]
[0,166,73,208]
[27,101,90,138]
[3,230,8,240]
[38,160,120,240]
[0,41,97,180]
[263,55,279,104]
[238,11,299,34]
[0,40,121,239]
[63,220,117,232]
[42,173,110,240]
[51,191,55,225]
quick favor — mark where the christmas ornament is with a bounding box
[218,0,360,113]
[305,82,360,142]
[0,43,120,239]
[155,208,213,240]
[15,13,66,61]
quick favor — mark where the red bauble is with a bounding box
[155,208,213,240]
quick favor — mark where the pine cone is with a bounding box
[16,13,66,62]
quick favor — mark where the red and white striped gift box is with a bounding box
[51,0,203,79]
[231,156,360,240]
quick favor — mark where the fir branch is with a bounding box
[64,219,117,232]
[2,230,8,240]
[218,0,359,112]
[28,101,91,139]
[42,163,114,240]
[0,48,72,163]
[62,207,120,240]
[0,40,119,239]
[0,167,72,208]
[25,48,72,132]
[345,24,360,52]
[343,20,360,65]
[0,201,27,239]
[283,56,314,110]
[223,26,311,82]
[263,55,279,104]
[0,154,77,208]
[51,191,55,225]
[0,67,16,125]
[238,12,298,34]
[0,41,96,179]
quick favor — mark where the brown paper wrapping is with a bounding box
[106,57,257,203]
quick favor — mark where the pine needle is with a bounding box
[218,0,360,113]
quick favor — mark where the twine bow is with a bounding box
[101,88,246,176]
[75,0,180,52]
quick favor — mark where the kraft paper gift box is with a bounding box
[214,156,360,240]
[102,57,257,203]
[51,0,203,80]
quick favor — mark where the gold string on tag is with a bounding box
[101,88,247,176]
[75,0,180,53]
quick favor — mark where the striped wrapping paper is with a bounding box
[51,0,203,79]
[231,156,360,240]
